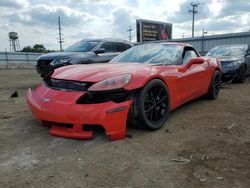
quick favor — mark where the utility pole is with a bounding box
[189,2,199,38]
[58,16,63,51]
[127,25,133,42]
[201,29,207,52]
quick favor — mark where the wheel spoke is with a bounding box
[154,108,158,121]
[157,107,163,117]
[156,96,167,104]
[215,83,220,87]
[145,106,154,113]
[148,91,154,100]
[215,78,221,92]
[149,110,153,121]
[161,105,167,109]
[212,76,221,95]
[215,78,221,86]
[156,88,163,98]
[145,99,153,103]
[216,81,221,87]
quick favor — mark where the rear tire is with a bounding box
[206,70,221,100]
[127,79,170,130]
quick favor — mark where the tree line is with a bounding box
[21,44,55,53]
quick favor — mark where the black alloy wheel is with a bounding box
[128,79,170,130]
[207,70,221,100]
[144,85,168,125]
[213,73,221,97]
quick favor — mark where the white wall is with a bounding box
[0,51,43,65]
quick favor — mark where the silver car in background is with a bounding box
[206,44,250,83]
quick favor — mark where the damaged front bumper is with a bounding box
[26,84,133,141]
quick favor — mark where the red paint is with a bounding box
[27,85,132,141]
[27,44,221,141]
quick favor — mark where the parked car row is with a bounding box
[206,44,250,83]
[36,39,250,84]
[28,42,222,141]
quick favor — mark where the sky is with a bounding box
[0,0,249,51]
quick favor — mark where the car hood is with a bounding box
[215,56,244,63]
[52,63,155,82]
[38,51,93,60]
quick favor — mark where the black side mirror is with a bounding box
[94,48,105,55]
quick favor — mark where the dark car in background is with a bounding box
[206,44,250,83]
[36,38,132,77]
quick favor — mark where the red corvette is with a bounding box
[27,43,221,141]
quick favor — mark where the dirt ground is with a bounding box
[0,68,249,188]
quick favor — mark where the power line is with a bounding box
[58,16,63,51]
[126,25,133,42]
[189,2,199,38]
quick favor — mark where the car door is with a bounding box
[93,42,120,63]
[177,47,210,102]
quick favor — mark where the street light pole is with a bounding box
[127,25,133,42]
[58,16,63,51]
[189,2,199,38]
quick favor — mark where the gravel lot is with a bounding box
[0,68,249,188]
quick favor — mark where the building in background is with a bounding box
[173,31,250,53]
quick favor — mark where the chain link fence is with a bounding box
[0,51,43,69]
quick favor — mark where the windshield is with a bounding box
[64,41,99,52]
[206,45,247,57]
[111,44,182,65]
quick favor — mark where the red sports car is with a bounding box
[27,43,221,141]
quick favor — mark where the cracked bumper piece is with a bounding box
[26,84,132,141]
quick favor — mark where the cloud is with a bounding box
[197,17,240,31]
[0,0,250,51]
[69,31,96,40]
[166,0,215,24]
[0,0,29,8]
[31,5,94,26]
[218,0,250,17]
[112,8,139,40]
[6,4,95,27]
[126,0,139,7]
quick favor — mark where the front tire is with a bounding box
[206,70,221,100]
[127,79,170,130]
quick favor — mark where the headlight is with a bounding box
[50,58,71,66]
[226,61,240,67]
[88,74,132,92]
